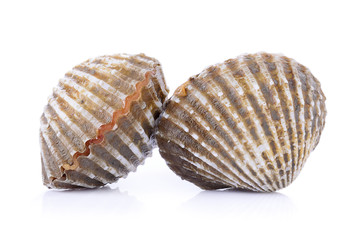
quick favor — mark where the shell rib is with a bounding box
[156,52,326,192]
[40,53,169,189]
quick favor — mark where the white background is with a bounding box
[0,0,357,239]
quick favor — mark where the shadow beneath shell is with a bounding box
[41,186,143,216]
[180,189,296,218]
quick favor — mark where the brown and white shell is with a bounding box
[156,52,326,192]
[40,53,168,189]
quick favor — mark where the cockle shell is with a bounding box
[156,52,326,192]
[40,53,168,189]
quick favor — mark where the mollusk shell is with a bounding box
[157,52,326,192]
[40,53,168,189]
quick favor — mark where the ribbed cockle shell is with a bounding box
[40,53,168,189]
[156,52,326,192]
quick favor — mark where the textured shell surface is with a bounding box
[156,52,326,192]
[40,53,169,189]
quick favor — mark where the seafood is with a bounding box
[156,52,326,192]
[40,53,168,189]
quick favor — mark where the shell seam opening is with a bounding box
[50,67,157,185]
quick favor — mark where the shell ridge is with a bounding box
[40,126,73,186]
[40,114,73,167]
[230,62,283,190]
[125,112,152,150]
[61,70,154,172]
[70,68,127,101]
[42,105,81,156]
[56,80,112,127]
[289,60,308,177]
[157,134,255,190]
[175,102,265,190]
[157,117,241,186]
[224,60,283,189]
[61,170,103,188]
[196,74,271,191]
[40,131,62,180]
[154,66,169,97]
[274,57,301,182]
[120,56,168,102]
[279,57,306,180]
[142,106,156,128]
[305,72,323,150]
[157,117,258,190]
[61,76,116,115]
[299,64,325,170]
[161,97,262,191]
[290,60,314,175]
[53,86,104,129]
[240,62,288,189]
[314,95,326,148]
[147,81,165,109]
[218,63,278,191]
[47,94,97,150]
[84,150,121,177]
[83,70,166,176]
[160,149,235,188]
[97,55,157,89]
[113,64,147,88]
[193,65,272,188]
[110,124,145,164]
[84,61,136,97]
[65,70,124,110]
[253,54,293,184]
[248,53,293,185]
[259,54,298,184]
[91,143,134,174]
[76,157,117,184]
[214,64,279,191]
[129,100,156,136]
[41,155,51,186]
[163,153,232,190]
[108,55,160,86]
